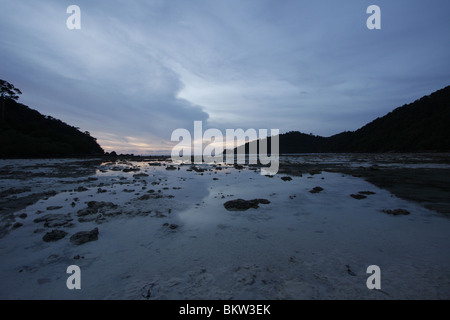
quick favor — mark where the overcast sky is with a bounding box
[1,0,449,154]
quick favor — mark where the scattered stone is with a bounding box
[382,209,410,216]
[18,213,27,219]
[234,164,244,170]
[350,194,367,200]
[138,194,151,200]
[43,230,68,242]
[77,201,118,217]
[191,166,205,173]
[309,187,324,194]
[165,165,177,170]
[34,214,74,228]
[281,176,292,181]
[75,186,89,192]
[70,228,99,245]
[46,206,63,211]
[133,173,149,177]
[213,178,219,180]
[359,191,376,195]
[309,169,322,175]
[77,207,97,217]
[12,222,23,229]
[123,168,140,173]
[224,199,271,211]
[78,215,99,223]
[97,188,108,193]
[346,265,356,276]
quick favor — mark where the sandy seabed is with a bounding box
[0,155,449,300]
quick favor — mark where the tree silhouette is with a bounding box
[1,79,22,121]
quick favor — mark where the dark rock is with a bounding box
[75,186,89,192]
[382,209,410,216]
[224,199,271,211]
[309,186,324,193]
[12,222,23,229]
[18,213,27,219]
[165,165,177,170]
[77,201,118,217]
[77,207,97,216]
[46,206,63,211]
[43,230,68,242]
[346,265,356,276]
[138,194,151,200]
[34,213,73,228]
[133,173,149,177]
[359,191,376,195]
[70,228,99,245]
[78,215,98,223]
[123,167,140,173]
[281,176,292,181]
[191,166,205,173]
[350,194,367,200]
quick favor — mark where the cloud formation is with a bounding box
[1,0,449,154]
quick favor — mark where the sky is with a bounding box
[1,0,449,154]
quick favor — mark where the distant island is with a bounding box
[235,85,450,154]
[0,80,104,158]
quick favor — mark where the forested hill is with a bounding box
[0,99,104,158]
[236,85,450,154]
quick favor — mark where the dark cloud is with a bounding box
[1,0,449,153]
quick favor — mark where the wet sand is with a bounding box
[0,154,449,300]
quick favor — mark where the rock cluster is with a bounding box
[224,199,270,211]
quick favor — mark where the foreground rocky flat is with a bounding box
[0,155,449,299]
